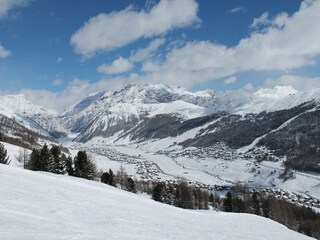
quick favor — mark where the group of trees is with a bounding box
[26,144,97,180]
[221,183,320,239]
[152,180,209,210]
[2,139,319,238]
[100,166,136,193]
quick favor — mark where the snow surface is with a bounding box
[71,140,320,201]
[0,164,314,240]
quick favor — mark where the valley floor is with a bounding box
[70,141,320,208]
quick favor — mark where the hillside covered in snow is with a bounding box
[0,163,314,240]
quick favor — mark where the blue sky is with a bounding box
[0,0,320,112]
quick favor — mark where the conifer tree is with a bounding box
[40,143,51,172]
[49,145,65,174]
[27,148,41,170]
[252,192,261,215]
[101,169,116,186]
[65,155,74,176]
[223,191,233,212]
[152,182,164,202]
[74,151,97,180]
[0,143,10,165]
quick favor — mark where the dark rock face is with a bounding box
[258,107,320,172]
[72,99,319,172]
[181,102,316,148]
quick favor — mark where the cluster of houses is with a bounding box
[75,145,162,180]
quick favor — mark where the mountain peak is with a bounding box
[255,85,298,99]
[0,94,55,117]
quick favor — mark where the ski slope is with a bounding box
[0,164,314,240]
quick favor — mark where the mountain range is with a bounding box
[1,84,320,173]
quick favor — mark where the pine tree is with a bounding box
[40,143,51,171]
[0,143,10,165]
[65,155,74,176]
[152,182,164,202]
[49,145,65,174]
[252,192,261,215]
[262,198,271,218]
[223,191,233,212]
[101,169,116,186]
[26,148,41,170]
[74,151,97,180]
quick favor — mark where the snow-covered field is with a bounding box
[0,164,314,240]
[72,141,320,202]
[3,139,320,209]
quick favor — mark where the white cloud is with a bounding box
[18,0,320,113]
[0,43,11,58]
[97,57,134,74]
[136,0,320,88]
[130,38,165,62]
[229,6,247,14]
[251,12,289,29]
[51,79,63,86]
[97,38,164,75]
[251,12,270,28]
[224,76,237,85]
[264,75,320,91]
[0,0,29,19]
[56,57,63,63]
[70,0,199,58]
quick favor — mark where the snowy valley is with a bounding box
[1,83,320,239]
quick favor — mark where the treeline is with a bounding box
[26,144,97,180]
[100,166,136,193]
[100,171,210,210]
[0,116,45,149]
[152,180,209,209]
[0,131,34,149]
[220,183,320,239]
[2,141,319,238]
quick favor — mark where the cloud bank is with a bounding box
[137,0,320,87]
[0,0,29,19]
[97,57,134,74]
[20,0,320,112]
[70,0,199,58]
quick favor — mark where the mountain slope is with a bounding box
[0,94,68,139]
[61,84,320,144]
[0,164,313,240]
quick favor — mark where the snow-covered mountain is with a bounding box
[58,84,320,181]
[0,163,313,240]
[0,94,68,139]
[2,84,320,149]
[60,83,219,132]
[1,84,320,235]
[59,83,320,143]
